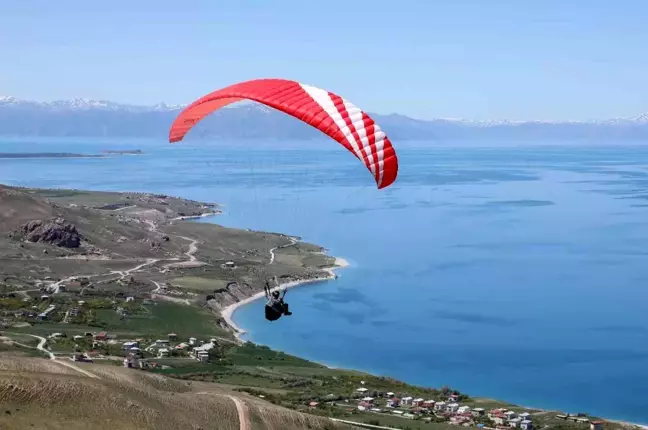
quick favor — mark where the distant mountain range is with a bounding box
[1,96,647,141]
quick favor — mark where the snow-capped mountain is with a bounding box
[0,96,176,112]
[0,95,647,140]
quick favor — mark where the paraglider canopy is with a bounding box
[168,78,398,189]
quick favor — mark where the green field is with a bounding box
[93,302,229,338]
[169,276,230,292]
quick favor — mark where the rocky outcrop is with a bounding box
[10,217,82,248]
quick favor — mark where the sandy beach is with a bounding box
[169,211,221,222]
[221,256,350,340]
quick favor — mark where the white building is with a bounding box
[510,418,523,427]
[458,406,471,414]
[434,401,447,411]
[401,396,413,406]
[446,403,459,413]
[123,341,139,351]
[505,411,518,420]
[157,348,169,358]
[191,341,215,361]
[521,420,533,430]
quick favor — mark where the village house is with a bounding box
[458,406,471,414]
[521,420,533,430]
[191,341,215,361]
[505,410,517,420]
[356,387,369,394]
[412,398,424,407]
[123,355,136,368]
[94,332,108,341]
[123,341,139,351]
[491,414,507,426]
[196,350,209,363]
[446,403,460,413]
[157,348,169,358]
[489,409,507,419]
[357,402,371,411]
[387,397,400,408]
[360,397,374,404]
[401,396,413,406]
[450,416,471,426]
[308,402,319,409]
[472,408,486,417]
[434,401,447,412]
[154,339,170,348]
[590,421,604,430]
[168,333,178,340]
[509,417,522,427]
[422,400,436,408]
[189,337,198,346]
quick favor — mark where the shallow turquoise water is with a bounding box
[1,137,648,423]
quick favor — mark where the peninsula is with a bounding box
[0,185,643,430]
[0,152,105,159]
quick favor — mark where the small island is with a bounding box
[101,149,144,155]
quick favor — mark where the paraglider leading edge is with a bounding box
[167,78,398,189]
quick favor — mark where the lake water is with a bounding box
[1,137,648,423]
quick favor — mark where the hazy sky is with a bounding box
[1,0,647,121]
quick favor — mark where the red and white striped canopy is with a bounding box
[168,79,398,189]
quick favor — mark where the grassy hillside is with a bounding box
[0,355,355,430]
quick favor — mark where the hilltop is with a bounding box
[0,355,356,430]
[1,96,648,141]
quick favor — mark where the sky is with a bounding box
[1,0,647,121]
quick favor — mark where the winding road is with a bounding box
[268,237,297,265]
[195,392,250,430]
[6,332,99,378]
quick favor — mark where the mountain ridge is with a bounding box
[1,95,647,140]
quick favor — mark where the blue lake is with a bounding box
[1,137,648,423]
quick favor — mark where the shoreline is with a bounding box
[169,211,221,221]
[221,256,350,340]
